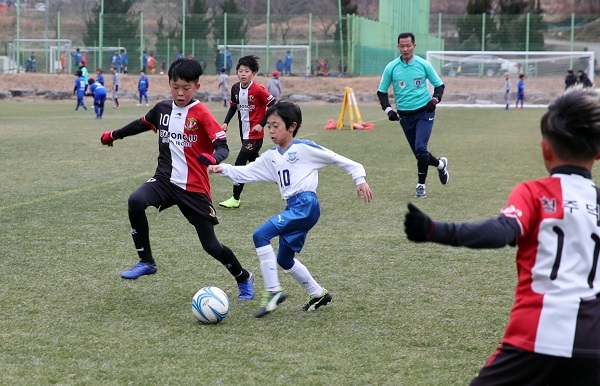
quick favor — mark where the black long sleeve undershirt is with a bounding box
[430,215,520,249]
[111,118,154,139]
[377,91,391,111]
[211,138,229,164]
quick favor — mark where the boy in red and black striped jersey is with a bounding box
[218,55,276,208]
[404,86,600,385]
[99,58,254,300]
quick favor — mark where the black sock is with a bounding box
[128,210,155,265]
[417,157,429,184]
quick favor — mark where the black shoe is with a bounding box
[299,290,332,312]
[438,157,449,185]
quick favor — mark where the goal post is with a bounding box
[7,38,72,73]
[426,50,595,82]
[217,44,311,76]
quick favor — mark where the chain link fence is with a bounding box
[1,8,598,76]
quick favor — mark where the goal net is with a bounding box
[217,44,311,76]
[6,39,72,73]
[50,46,127,74]
[426,50,594,82]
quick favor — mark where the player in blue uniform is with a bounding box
[73,70,87,111]
[377,32,449,199]
[96,68,105,86]
[516,74,525,108]
[137,70,149,106]
[208,102,373,317]
[87,77,107,119]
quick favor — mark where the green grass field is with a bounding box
[0,100,583,385]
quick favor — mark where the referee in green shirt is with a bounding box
[377,32,449,198]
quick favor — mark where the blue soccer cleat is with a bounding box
[237,272,255,300]
[121,261,157,280]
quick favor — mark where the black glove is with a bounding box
[198,153,217,166]
[425,98,438,113]
[387,110,399,121]
[404,203,432,242]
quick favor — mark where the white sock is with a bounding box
[256,245,281,292]
[437,159,445,170]
[284,259,323,298]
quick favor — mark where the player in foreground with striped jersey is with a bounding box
[404,86,600,385]
[99,58,255,300]
[218,55,276,209]
[377,32,449,199]
[208,102,373,317]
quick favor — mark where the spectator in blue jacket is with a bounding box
[71,48,82,72]
[25,52,36,72]
[142,50,148,73]
[120,49,128,74]
[111,51,121,73]
[284,50,293,76]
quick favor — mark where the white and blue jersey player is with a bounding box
[377,32,449,199]
[209,102,373,318]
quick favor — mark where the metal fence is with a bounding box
[1,8,599,76]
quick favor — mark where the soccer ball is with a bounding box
[191,286,230,324]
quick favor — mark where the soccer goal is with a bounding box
[7,38,71,73]
[50,45,127,74]
[426,50,595,82]
[217,44,311,76]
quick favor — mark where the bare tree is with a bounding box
[268,1,307,43]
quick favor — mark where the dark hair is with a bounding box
[87,77,95,85]
[168,58,203,83]
[76,70,82,76]
[265,102,303,137]
[541,87,600,161]
[397,32,415,44]
[236,55,260,73]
